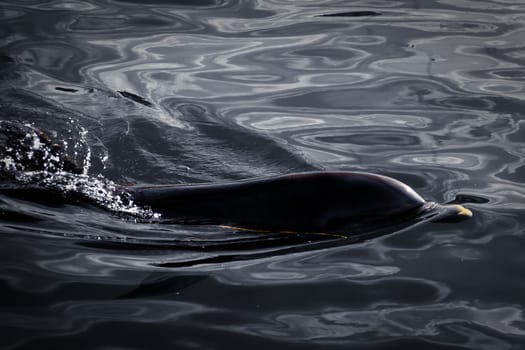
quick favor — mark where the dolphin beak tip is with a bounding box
[454,204,472,218]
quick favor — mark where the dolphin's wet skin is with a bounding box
[1,1,525,349]
[128,171,472,234]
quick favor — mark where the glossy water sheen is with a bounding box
[1,0,525,349]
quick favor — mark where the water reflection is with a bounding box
[2,0,525,348]
[242,302,525,341]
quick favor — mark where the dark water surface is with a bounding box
[1,0,525,349]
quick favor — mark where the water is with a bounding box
[1,0,525,348]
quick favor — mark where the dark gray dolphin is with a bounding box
[0,121,471,236]
[127,172,472,235]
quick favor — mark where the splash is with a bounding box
[0,120,159,221]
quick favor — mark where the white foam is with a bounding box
[14,170,160,221]
[1,156,16,171]
[1,121,160,221]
